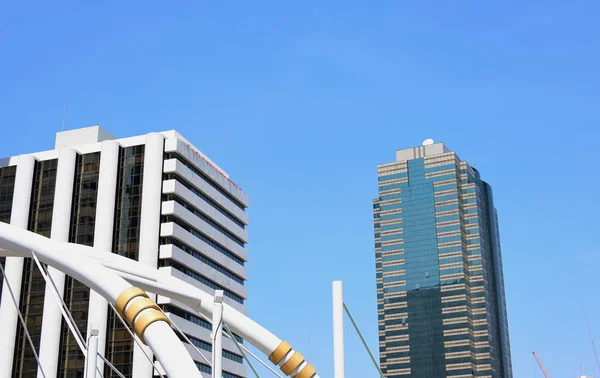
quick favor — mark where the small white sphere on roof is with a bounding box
[423,138,434,146]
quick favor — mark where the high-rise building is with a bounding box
[0,126,249,378]
[373,141,512,378]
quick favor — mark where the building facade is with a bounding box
[373,141,512,378]
[0,126,249,378]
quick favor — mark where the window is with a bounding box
[160,260,244,304]
[160,237,245,284]
[105,145,145,378]
[59,152,100,377]
[13,159,57,378]
[165,153,246,210]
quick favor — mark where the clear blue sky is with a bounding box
[1,1,599,377]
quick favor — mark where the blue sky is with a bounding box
[1,1,599,377]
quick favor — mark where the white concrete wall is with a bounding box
[1,129,250,378]
[163,159,248,225]
[38,148,78,378]
[160,222,248,275]
[162,201,247,261]
[159,244,247,300]
[164,138,248,207]
[0,155,36,378]
[132,133,165,378]
[87,140,120,378]
[162,179,248,242]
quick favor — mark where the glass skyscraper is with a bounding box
[373,141,512,378]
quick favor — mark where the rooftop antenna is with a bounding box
[582,300,600,374]
[61,105,67,131]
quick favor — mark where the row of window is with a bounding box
[160,259,244,304]
[161,304,243,343]
[165,152,246,210]
[165,216,245,266]
[59,152,101,377]
[378,172,408,182]
[164,173,245,228]
[13,159,58,377]
[165,194,245,246]
[105,145,146,377]
[160,237,245,284]
[194,362,243,378]
[179,333,243,363]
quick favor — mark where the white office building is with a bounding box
[0,126,249,378]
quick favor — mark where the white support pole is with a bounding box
[333,281,345,378]
[38,147,78,378]
[0,154,36,378]
[87,140,120,378]
[85,326,99,378]
[212,290,224,378]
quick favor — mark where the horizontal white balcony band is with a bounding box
[162,180,248,242]
[162,201,247,260]
[159,266,247,314]
[164,138,248,207]
[159,244,247,299]
[163,159,248,225]
[156,295,247,328]
[160,222,248,268]
[181,342,247,377]
[160,217,248,261]
[153,341,246,378]
[166,313,240,356]
[160,243,248,280]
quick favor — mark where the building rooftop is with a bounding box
[55,125,115,149]
[395,139,450,162]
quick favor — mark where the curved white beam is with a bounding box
[72,248,322,378]
[0,223,201,378]
[0,222,321,378]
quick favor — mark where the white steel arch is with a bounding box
[0,222,319,378]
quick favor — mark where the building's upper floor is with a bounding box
[0,125,249,208]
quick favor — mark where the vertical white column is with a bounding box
[0,154,36,378]
[333,281,345,378]
[132,133,164,378]
[85,326,99,378]
[212,291,224,378]
[87,140,120,378]
[38,148,77,378]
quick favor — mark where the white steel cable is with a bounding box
[194,309,282,378]
[223,325,261,378]
[32,252,87,353]
[225,336,283,378]
[33,250,163,378]
[32,251,190,378]
[107,302,166,378]
[0,226,203,378]
[32,252,132,378]
[164,312,213,368]
[343,302,384,378]
[0,261,48,378]
[32,252,120,378]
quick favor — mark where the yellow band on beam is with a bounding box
[268,341,292,365]
[115,287,147,316]
[133,309,169,345]
[125,297,160,325]
[281,352,304,375]
[294,363,316,378]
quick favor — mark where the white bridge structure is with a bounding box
[0,222,318,378]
